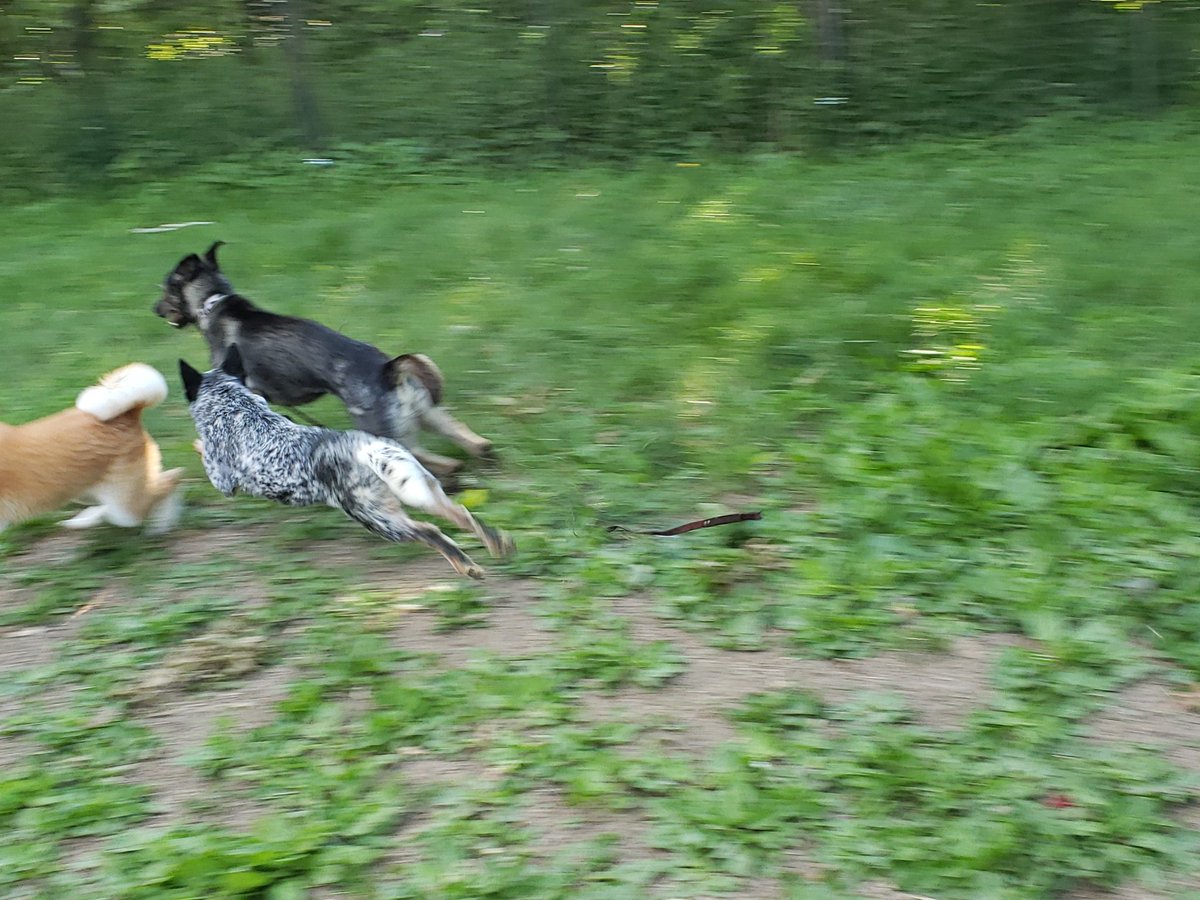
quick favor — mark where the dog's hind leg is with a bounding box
[421,407,494,459]
[146,469,185,535]
[361,441,513,559]
[426,497,513,560]
[385,462,512,559]
[345,489,485,579]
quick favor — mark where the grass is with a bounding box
[4,112,1200,897]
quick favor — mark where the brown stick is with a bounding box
[606,511,762,537]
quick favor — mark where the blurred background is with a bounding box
[2,0,1198,193]
[7,4,1200,899]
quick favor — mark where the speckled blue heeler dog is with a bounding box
[179,345,513,579]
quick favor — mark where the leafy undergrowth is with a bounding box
[5,116,1200,896]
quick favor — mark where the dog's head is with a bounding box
[155,241,235,329]
[179,344,248,404]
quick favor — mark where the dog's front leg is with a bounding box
[421,407,494,459]
[412,447,464,477]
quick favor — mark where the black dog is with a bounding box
[180,345,512,579]
[155,242,492,476]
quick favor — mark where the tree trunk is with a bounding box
[813,0,847,68]
[809,0,849,150]
[70,0,117,168]
[281,0,324,152]
[1132,3,1158,112]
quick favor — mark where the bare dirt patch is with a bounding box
[0,528,92,569]
[1088,677,1200,772]
[387,577,555,667]
[8,520,1200,897]
[128,662,299,828]
[584,596,1024,756]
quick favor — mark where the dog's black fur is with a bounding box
[156,242,492,476]
[180,346,512,579]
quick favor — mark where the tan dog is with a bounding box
[0,364,183,534]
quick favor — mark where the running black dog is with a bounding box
[156,243,492,476]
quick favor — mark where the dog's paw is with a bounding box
[478,524,514,558]
[62,506,107,530]
[497,531,516,557]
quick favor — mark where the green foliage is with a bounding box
[661,689,1195,896]
[1,1,1198,193]
[6,121,1200,896]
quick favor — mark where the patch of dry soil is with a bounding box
[6,526,1200,898]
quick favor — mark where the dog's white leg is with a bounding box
[346,484,485,579]
[82,484,144,529]
[146,486,183,535]
[62,506,108,529]
[101,505,142,528]
[375,451,512,560]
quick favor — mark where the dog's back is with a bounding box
[1,409,141,516]
[227,304,392,409]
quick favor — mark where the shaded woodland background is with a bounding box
[2,0,1198,194]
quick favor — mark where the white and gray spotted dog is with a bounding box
[180,345,512,578]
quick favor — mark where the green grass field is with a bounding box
[4,114,1200,898]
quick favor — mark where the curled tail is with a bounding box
[76,363,169,421]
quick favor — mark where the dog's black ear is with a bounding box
[179,359,203,403]
[385,353,444,406]
[175,254,204,280]
[220,344,247,382]
[203,241,225,270]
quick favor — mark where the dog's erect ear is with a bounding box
[179,360,203,403]
[203,241,225,270]
[220,344,247,382]
[175,253,204,281]
[385,353,444,406]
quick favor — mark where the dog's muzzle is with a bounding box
[153,299,186,327]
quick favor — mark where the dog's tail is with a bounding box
[76,363,169,421]
[385,353,444,406]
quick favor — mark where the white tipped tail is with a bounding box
[76,363,169,421]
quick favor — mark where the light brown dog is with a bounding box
[0,364,183,534]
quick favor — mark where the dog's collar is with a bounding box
[198,293,229,325]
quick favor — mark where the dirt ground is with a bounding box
[3,528,1200,899]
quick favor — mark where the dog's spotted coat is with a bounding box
[181,348,512,579]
